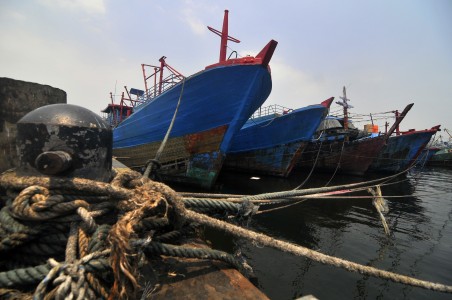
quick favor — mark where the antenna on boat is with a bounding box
[208,10,241,63]
[336,86,353,137]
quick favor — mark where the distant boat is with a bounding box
[296,87,412,176]
[224,98,333,177]
[102,10,277,189]
[427,128,452,168]
[427,147,452,167]
[368,125,441,173]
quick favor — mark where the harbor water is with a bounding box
[184,167,452,299]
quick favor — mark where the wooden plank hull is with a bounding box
[114,125,228,189]
[368,126,440,173]
[225,141,307,177]
[296,136,387,176]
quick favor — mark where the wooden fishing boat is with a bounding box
[368,125,441,173]
[102,10,277,189]
[296,87,412,176]
[224,98,333,177]
[296,122,388,176]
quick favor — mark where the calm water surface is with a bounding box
[181,167,452,299]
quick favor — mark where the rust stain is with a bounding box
[184,125,228,154]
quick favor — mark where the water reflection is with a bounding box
[209,168,452,300]
[171,166,452,299]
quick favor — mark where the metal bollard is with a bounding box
[16,104,112,182]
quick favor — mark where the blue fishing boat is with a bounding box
[224,98,333,177]
[102,10,277,189]
[368,125,441,173]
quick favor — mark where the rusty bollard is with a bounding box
[16,104,112,182]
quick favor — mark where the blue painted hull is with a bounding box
[112,64,272,188]
[224,104,328,176]
[368,130,437,173]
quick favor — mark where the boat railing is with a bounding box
[138,58,185,107]
[142,73,183,102]
[102,90,144,127]
[251,104,292,119]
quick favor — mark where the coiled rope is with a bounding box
[1,167,452,298]
[0,168,243,299]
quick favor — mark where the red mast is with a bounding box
[208,10,240,63]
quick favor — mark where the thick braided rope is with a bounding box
[184,209,452,293]
[33,250,111,298]
[183,198,239,213]
[0,257,110,288]
[144,241,244,272]
[0,171,133,199]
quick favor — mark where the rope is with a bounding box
[293,140,324,190]
[1,166,452,298]
[0,169,192,299]
[324,138,346,186]
[368,185,390,235]
[182,198,239,213]
[144,241,248,274]
[143,78,186,179]
[184,209,452,293]
[239,171,402,202]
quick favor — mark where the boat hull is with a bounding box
[296,135,387,176]
[113,64,272,189]
[224,104,328,177]
[368,127,439,173]
[427,148,452,168]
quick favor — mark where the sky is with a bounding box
[1,0,451,139]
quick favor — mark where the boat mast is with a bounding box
[394,109,400,136]
[386,103,414,139]
[208,10,241,63]
[336,86,353,141]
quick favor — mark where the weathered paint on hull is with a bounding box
[368,128,438,173]
[427,148,452,168]
[417,147,440,166]
[224,141,307,177]
[113,64,273,189]
[113,125,227,189]
[224,103,328,176]
[297,136,387,176]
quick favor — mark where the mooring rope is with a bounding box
[238,171,402,202]
[0,168,243,299]
[293,140,324,190]
[143,78,186,179]
[324,137,346,187]
[183,209,452,293]
[1,167,451,298]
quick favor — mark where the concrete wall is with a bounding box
[0,77,67,172]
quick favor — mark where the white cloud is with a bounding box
[38,0,107,15]
[268,59,327,108]
[181,8,206,35]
